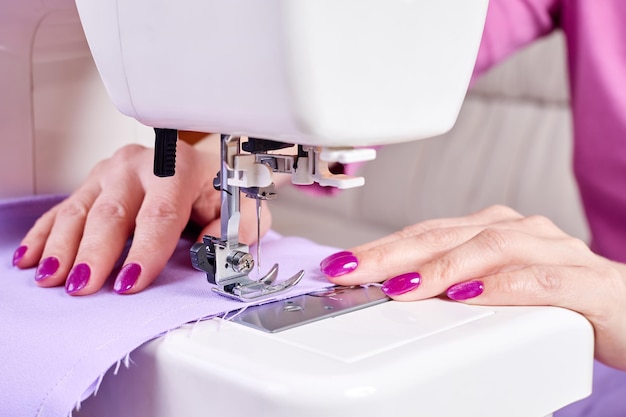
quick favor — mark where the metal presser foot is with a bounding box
[189,134,304,302]
[154,130,371,302]
[190,235,304,302]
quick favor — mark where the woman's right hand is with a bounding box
[320,205,626,371]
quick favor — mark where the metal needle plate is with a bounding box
[231,285,389,333]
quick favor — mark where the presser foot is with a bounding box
[213,264,305,302]
[190,239,304,302]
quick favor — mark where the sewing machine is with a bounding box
[2,0,594,415]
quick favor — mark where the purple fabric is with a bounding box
[0,195,336,417]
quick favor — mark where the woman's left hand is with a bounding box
[320,205,626,371]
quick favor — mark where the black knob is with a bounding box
[153,128,178,177]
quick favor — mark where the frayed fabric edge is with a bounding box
[71,352,133,415]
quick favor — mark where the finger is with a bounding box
[450,262,626,370]
[112,177,195,294]
[450,265,586,306]
[328,225,486,286]
[14,207,58,268]
[387,228,591,301]
[188,186,220,227]
[351,204,524,253]
[198,218,221,243]
[327,214,573,286]
[32,187,101,288]
[64,176,144,295]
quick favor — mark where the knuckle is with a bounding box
[431,255,462,284]
[363,245,387,269]
[475,228,509,256]
[139,197,181,224]
[490,270,518,295]
[90,158,109,175]
[521,214,554,229]
[112,143,147,161]
[57,199,90,220]
[421,227,459,250]
[90,144,147,177]
[481,204,521,219]
[529,265,563,292]
[389,226,418,241]
[564,236,590,252]
[88,200,130,222]
[397,218,446,240]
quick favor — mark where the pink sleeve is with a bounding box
[474,0,560,77]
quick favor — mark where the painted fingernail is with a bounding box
[66,263,91,294]
[35,256,60,281]
[114,263,141,294]
[12,245,27,266]
[320,253,358,277]
[320,251,352,270]
[381,272,422,296]
[446,280,484,301]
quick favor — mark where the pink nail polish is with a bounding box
[66,263,91,294]
[381,272,421,296]
[114,263,141,294]
[446,280,484,301]
[12,245,27,266]
[320,253,358,277]
[320,251,352,270]
[35,257,60,281]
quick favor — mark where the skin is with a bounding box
[14,133,272,295]
[326,205,626,371]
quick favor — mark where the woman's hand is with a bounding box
[12,135,271,295]
[320,205,626,370]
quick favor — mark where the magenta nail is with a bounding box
[447,280,484,301]
[35,257,60,282]
[12,245,27,266]
[114,263,141,294]
[320,251,352,270]
[320,253,358,277]
[381,272,422,296]
[66,263,91,294]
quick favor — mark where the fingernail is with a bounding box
[320,253,358,277]
[381,272,422,296]
[12,245,27,266]
[446,280,484,301]
[114,263,141,294]
[66,263,91,294]
[35,256,60,281]
[320,251,352,270]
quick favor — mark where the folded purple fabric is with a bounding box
[0,195,336,417]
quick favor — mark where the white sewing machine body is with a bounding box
[77,296,593,417]
[74,0,486,146]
